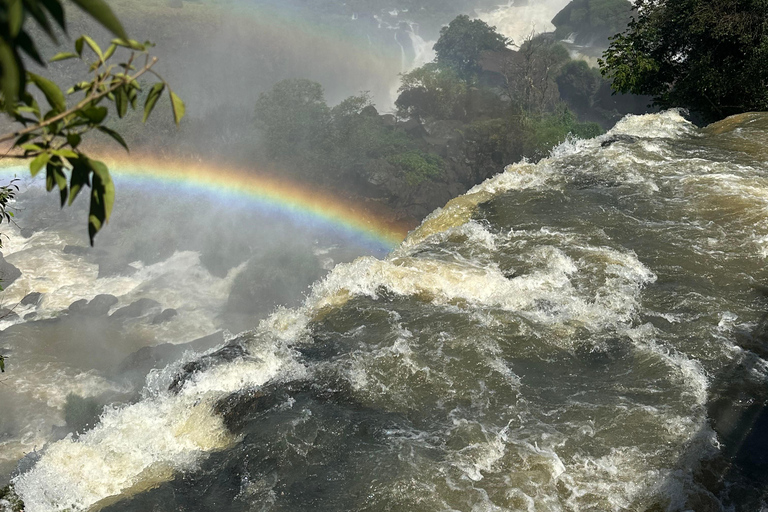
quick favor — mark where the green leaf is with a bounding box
[30,153,51,177]
[51,148,79,159]
[66,133,82,148]
[87,158,114,244]
[8,0,23,38]
[39,0,67,31]
[97,126,128,152]
[16,30,45,65]
[111,38,145,51]
[79,106,108,123]
[143,82,164,123]
[0,41,22,107]
[69,0,128,40]
[75,37,84,57]
[80,35,103,61]
[115,86,128,118]
[169,90,185,126]
[20,143,43,152]
[50,52,79,62]
[69,159,90,206]
[103,43,117,61]
[28,72,66,112]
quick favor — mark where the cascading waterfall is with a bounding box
[7,110,768,511]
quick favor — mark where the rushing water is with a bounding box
[6,111,768,511]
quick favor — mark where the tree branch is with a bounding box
[0,56,159,145]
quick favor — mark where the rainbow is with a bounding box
[0,155,412,251]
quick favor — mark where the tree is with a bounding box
[0,0,184,244]
[433,14,510,79]
[599,0,768,122]
[395,62,469,120]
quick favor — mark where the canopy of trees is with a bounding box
[433,14,510,79]
[599,0,768,122]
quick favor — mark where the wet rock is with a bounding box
[98,260,137,278]
[86,294,119,316]
[0,308,19,322]
[213,388,285,432]
[151,308,178,325]
[67,295,118,316]
[115,331,224,389]
[19,227,35,238]
[23,312,36,321]
[600,134,638,147]
[20,292,42,306]
[67,299,89,314]
[110,298,161,319]
[168,341,248,394]
[0,253,21,289]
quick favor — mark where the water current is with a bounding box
[6,111,768,511]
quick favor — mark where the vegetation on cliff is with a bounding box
[599,0,768,122]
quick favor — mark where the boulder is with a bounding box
[86,294,119,316]
[98,260,138,278]
[0,308,19,322]
[67,299,89,314]
[0,252,21,289]
[20,292,42,306]
[151,308,178,325]
[110,298,162,319]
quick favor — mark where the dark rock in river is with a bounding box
[168,341,248,394]
[19,227,35,238]
[0,308,19,322]
[0,252,21,289]
[115,331,224,390]
[151,308,178,325]
[20,291,42,306]
[98,260,138,278]
[67,299,89,314]
[67,294,118,316]
[110,298,161,319]
[86,294,119,316]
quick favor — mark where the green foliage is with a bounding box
[552,0,633,45]
[388,150,443,185]
[520,108,602,159]
[396,63,469,120]
[0,1,185,244]
[433,14,510,79]
[599,0,768,122]
[556,59,607,117]
[0,0,127,107]
[0,485,23,511]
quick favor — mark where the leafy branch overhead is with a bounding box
[0,0,185,244]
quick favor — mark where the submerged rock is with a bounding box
[110,298,161,319]
[67,294,118,316]
[168,341,249,395]
[151,308,178,325]
[115,331,224,391]
[19,292,42,306]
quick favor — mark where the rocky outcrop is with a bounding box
[0,252,21,289]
